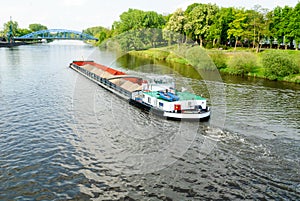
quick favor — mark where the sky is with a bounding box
[0,0,299,31]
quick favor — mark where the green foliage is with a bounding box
[142,11,166,29]
[184,3,201,15]
[107,29,164,51]
[130,48,171,61]
[3,20,19,36]
[227,9,249,49]
[218,7,235,45]
[17,28,31,36]
[128,46,300,83]
[29,23,47,32]
[83,26,112,45]
[163,8,186,44]
[2,1,300,56]
[163,2,300,51]
[262,51,299,80]
[107,9,166,50]
[288,2,300,50]
[208,51,227,69]
[226,52,257,75]
[164,9,185,34]
[84,26,105,36]
[113,9,165,35]
[126,31,145,50]
[246,5,269,52]
[271,6,294,49]
[89,2,300,54]
[184,3,218,47]
[281,6,293,48]
[3,21,47,38]
[113,9,143,34]
[185,46,217,70]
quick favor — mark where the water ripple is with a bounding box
[0,44,299,200]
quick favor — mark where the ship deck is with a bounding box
[143,91,206,102]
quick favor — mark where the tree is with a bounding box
[111,9,166,49]
[112,29,146,51]
[227,9,249,50]
[113,9,165,34]
[207,7,223,47]
[271,6,283,48]
[113,9,145,35]
[17,28,31,37]
[265,10,275,48]
[216,7,236,46]
[142,11,165,47]
[207,19,221,47]
[184,3,200,41]
[83,26,112,45]
[29,23,47,32]
[84,26,107,36]
[164,8,186,44]
[97,31,107,43]
[3,20,19,37]
[272,6,293,49]
[142,11,165,29]
[184,3,218,47]
[185,3,201,15]
[281,6,293,49]
[247,5,269,52]
[288,2,300,50]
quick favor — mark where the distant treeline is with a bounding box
[83,2,300,52]
[0,22,48,38]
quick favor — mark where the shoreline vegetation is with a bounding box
[2,2,300,83]
[128,46,300,83]
[87,2,300,84]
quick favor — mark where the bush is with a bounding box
[262,51,299,80]
[208,51,227,69]
[185,46,216,70]
[205,42,214,49]
[217,44,228,50]
[226,52,257,76]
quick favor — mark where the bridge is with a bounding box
[14,29,98,41]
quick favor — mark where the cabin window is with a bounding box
[148,97,151,103]
[159,102,163,107]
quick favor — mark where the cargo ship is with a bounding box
[69,61,210,120]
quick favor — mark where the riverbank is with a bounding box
[0,41,42,48]
[0,41,29,48]
[129,46,300,84]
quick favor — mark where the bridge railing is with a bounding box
[14,29,98,41]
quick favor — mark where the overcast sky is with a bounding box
[0,0,298,31]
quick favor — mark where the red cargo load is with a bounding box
[72,60,142,84]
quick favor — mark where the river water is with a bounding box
[0,41,299,200]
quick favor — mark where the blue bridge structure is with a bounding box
[14,29,98,41]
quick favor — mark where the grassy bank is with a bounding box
[129,47,190,65]
[129,46,300,84]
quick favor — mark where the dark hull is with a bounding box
[129,99,164,117]
[129,99,152,111]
